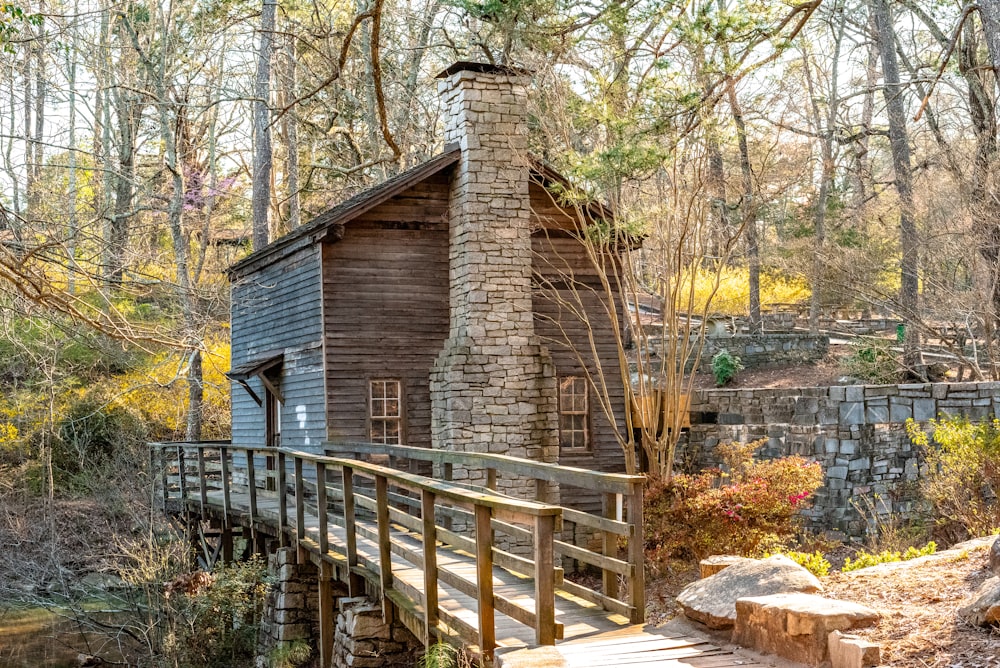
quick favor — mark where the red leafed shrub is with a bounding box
[644,440,823,561]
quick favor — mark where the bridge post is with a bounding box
[627,480,645,624]
[318,561,335,668]
[533,513,556,645]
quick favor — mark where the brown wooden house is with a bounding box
[227,63,627,511]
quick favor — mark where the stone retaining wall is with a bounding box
[642,334,829,375]
[685,381,1000,538]
[698,334,829,372]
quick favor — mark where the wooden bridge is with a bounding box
[151,442,758,667]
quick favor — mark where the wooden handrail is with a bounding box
[326,441,643,495]
[323,440,646,624]
[150,441,566,653]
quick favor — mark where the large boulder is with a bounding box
[959,576,1000,627]
[677,555,823,629]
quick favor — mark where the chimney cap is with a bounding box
[435,61,533,79]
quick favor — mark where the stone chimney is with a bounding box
[429,63,559,495]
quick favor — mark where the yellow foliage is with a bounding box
[100,338,231,441]
[681,267,810,316]
[0,422,18,444]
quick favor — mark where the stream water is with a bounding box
[0,607,133,667]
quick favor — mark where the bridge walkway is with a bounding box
[152,442,757,667]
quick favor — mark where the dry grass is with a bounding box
[823,541,1000,667]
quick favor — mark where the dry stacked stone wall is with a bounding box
[332,598,422,667]
[430,66,558,504]
[698,334,828,372]
[258,548,421,667]
[258,547,325,656]
[685,382,1000,537]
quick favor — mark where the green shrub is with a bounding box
[841,336,899,384]
[842,541,936,572]
[268,639,312,667]
[767,550,831,576]
[906,417,1000,539]
[164,556,271,667]
[418,641,460,668]
[711,349,744,386]
[644,440,824,561]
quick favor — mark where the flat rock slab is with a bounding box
[733,593,880,666]
[678,555,822,629]
[959,576,1000,627]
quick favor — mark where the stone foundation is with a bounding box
[333,598,421,668]
[258,547,323,657]
[258,548,421,667]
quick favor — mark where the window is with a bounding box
[370,380,402,445]
[559,376,589,451]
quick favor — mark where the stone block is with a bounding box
[845,386,864,402]
[276,623,311,641]
[346,608,392,640]
[912,398,937,421]
[888,398,912,422]
[865,405,889,424]
[829,631,881,668]
[828,466,848,480]
[839,402,865,425]
[732,593,879,665]
[699,555,749,579]
[848,457,871,472]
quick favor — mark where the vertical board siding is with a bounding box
[323,175,451,449]
[230,244,327,451]
[532,232,629,514]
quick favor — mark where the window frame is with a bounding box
[558,375,590,452]
[368,378,404,445]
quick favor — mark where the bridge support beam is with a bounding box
[318,562,335,667]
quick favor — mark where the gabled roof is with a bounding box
[228,145,618,278]
[229,146,461,277]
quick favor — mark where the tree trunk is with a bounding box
[726,81,760,333]
[186,349,203,442]
[252,0,276,250]
[282,33,300,229]
[802,19,842,334]
[872,0,920,373]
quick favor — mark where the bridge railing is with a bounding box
[150,441,563,658]
[325,442,646,624]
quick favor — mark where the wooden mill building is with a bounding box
[227,62,627,512]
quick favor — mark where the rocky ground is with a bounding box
[646,539,1000,667]
[823,538,1000,667]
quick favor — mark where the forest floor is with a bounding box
[645,538,1000,667]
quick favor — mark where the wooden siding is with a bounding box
[230,244,327,452]
[532,232,629,514]
[323,173,452,449]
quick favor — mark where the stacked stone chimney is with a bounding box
[429,63,559,498]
